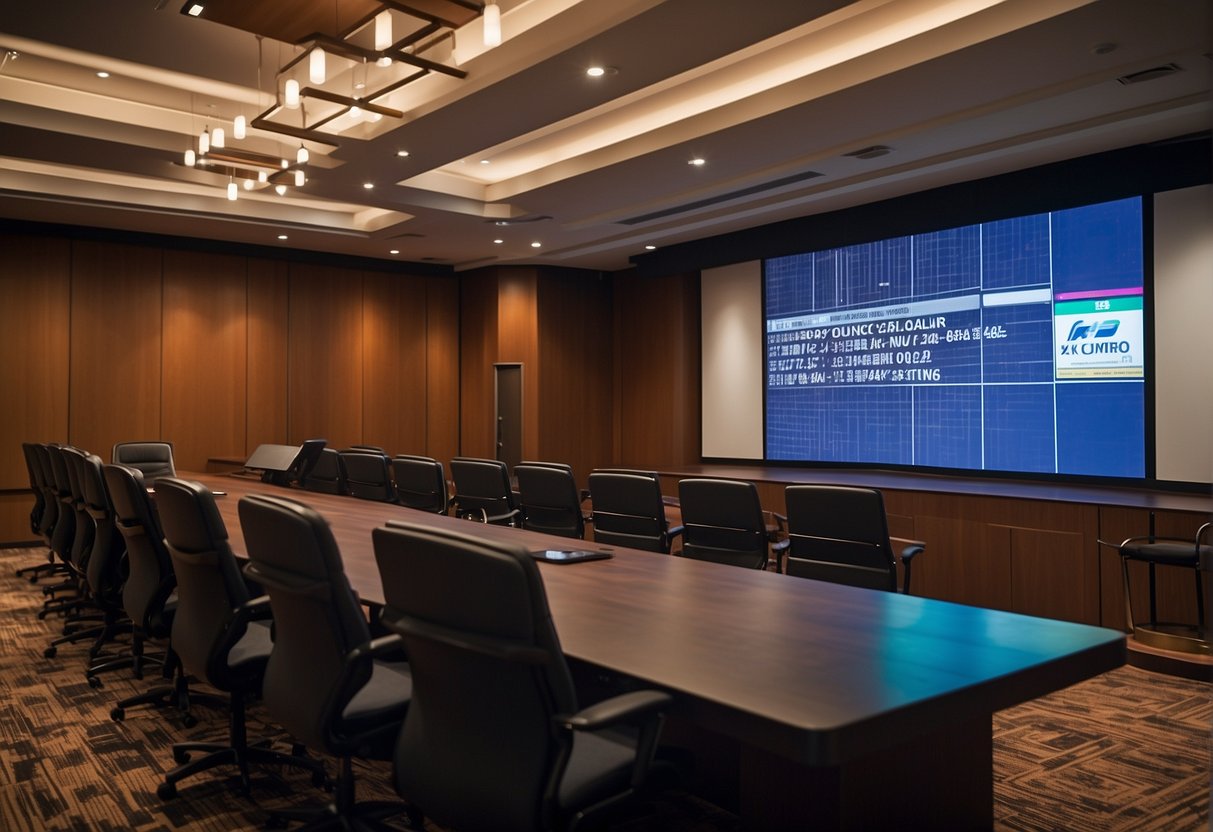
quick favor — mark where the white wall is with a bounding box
[701,261,763,459]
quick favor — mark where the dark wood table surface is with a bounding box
[191,472,1125,830]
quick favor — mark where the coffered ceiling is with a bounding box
[0,0,1208,272]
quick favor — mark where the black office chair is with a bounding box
[239,493,414,831]
[449,457,520,526]
[1114,515,1210,653]
[515,461,588,539]
[28,443,64,566]
[288,438,328,486]
[783,485,924,593]
[112,440,176,480]
[391,455,449,514]
[154,478,325,799]
[17,442,58,581]
[302,448,347,495]
[41,446,95,621]
[587,469,683,553]
[677,478,787,570]
[338,450,397,503]
[373,521,673,832]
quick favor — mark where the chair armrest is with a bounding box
[346,633,405,664]
[665,525,685,542]
[557,690,674,733]
[894,538,925,564]
[235,594,274,623]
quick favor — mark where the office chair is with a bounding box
[390,455,449,514]
[112,440,176,480]
[36,444,81,616]
[373,521,673,832]
[338,450,397,503]
[587,469,683,553]
[302,448,347,495]
[28,443,63,564]
[515,461,588,539]
[677,478,787,570]
[288,438,328,486]
[449,457,520,526]
[16,442,57,581]
[239,493,414,830]
[154,478,325,799]
[1114,514,1210,654]
[783,485,924,593]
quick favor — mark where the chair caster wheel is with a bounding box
[157,782,177,801]
[87,675,102,689]
[173,748,191,764]
[182,713,198,729]
[110,707,125,722]
[37,611,48,620]
[43,646,56,659]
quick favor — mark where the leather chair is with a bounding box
[17,442,58,580]
[390,455,449,514]
[302,448,347,496]
[39,444,79,610]
[112,441,176,480]
[783,485,924,592]
[338,450,397,503]
[449,457,520,526]
[373,521,673,832]
[28,443,63,560]
[587,469,683,553]
[239,493,414,830]
[38,446,94,621]
[515,461,588,539]
[154,478,325,799]
[677,478,787,570]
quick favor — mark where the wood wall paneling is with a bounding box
[425,276,460,464]
[1007,527,1094,622]
[361,271,429,455]
[0,492,39,546]
[497,269,539,462]
[458,270,499,459]
[287,264,364,451]
[246,258,289,451]
[68,240,163,458]
[0,234,70,490]
[161,250,248,471]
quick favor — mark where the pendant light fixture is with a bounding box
[184,149,196,166]
[309,47,326,85]
[284,79,301,109]
[483,2,501,47]
[233,114,246,140]
[212,126,225,148]
[227,178,238,200]
[198,127,210,155]
[375,10,393,66]
[297,144,309,164]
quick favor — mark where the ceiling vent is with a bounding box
[484,214,551,225]
[1116,64,1182,85]
[843,145,893,160]
[619,170,824,225]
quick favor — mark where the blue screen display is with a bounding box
[764,196,1146,478]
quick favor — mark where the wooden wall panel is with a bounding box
[614,271,701,468]
[0,234,70,488]
[458,270,498,459]
[1008,527,1093,621]
[68,240,163,458]
[426,276,460,463]
[288,264,363,450]
[361,271,429,455]
[497,269,539,462]
[0,492,38,546]
[536,272,613,482]
[247,258,289,450]
[161,250,248,471]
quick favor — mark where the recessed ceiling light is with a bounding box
[645,245,656,250]
[586,66,605,77]
[479,160,491,165]
[186,4,205,16]
[389,249,400,255]
[96,71,110,78]
[277,234,288,240]
[493,239,504,244]
[363,182,374,189]
[530,242,541,248]
[396,150,409,158]
[688,158,706,167]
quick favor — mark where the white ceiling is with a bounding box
[0,0,1208,272]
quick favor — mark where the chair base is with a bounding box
[160,739,327,799]
[1130,622,1211,656]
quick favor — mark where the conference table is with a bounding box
[190,471,1124,830]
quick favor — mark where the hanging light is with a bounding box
[483,2,501,47]
[349,103,362,120]
[284,78,301,109]
[309,47,326,85]
[294,169,305,187]
[275,183,287,196]
[212,126,225,148]
[296,144,309,164]
[258,170,268,183]
[243,178,254,190]
[198,127,210,155]
[227,179,238,201]
[233,115,246,140]
[184,149,196,166]
[374,11,392,50]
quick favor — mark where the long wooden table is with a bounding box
[192,472,1125,830]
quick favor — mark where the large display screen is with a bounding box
[764,196,1146,478]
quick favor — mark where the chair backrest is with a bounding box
[21,442,46,536]
[238,493,375,753]
[514,461,584,539]
[449,457,518,525]
[302,448,347,495]
[45,444,77,562]
[112,441,176,481]
[30,443,60,542]
[60,446,96,571]
[81,453,126,605]
[588,470,673,553]
[338,450,397,503]
[288,438,327,484]
[677,478,769,570]
[103,463,176,631]
[156,477,253,686]
[783,485,897,592]
[373,521,577,832]
[391,455,449,514]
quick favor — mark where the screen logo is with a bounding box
[1065,319,1120,341]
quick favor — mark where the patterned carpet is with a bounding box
[0,546,1208,831]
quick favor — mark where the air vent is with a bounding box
[843,145,893,160]
[387,232,424,239]
[1116,64,1182,85]
[483,214,551,225]
[619,170,824,226]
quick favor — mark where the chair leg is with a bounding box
[1195,569,1205,630]
[1120,555,1135,635]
